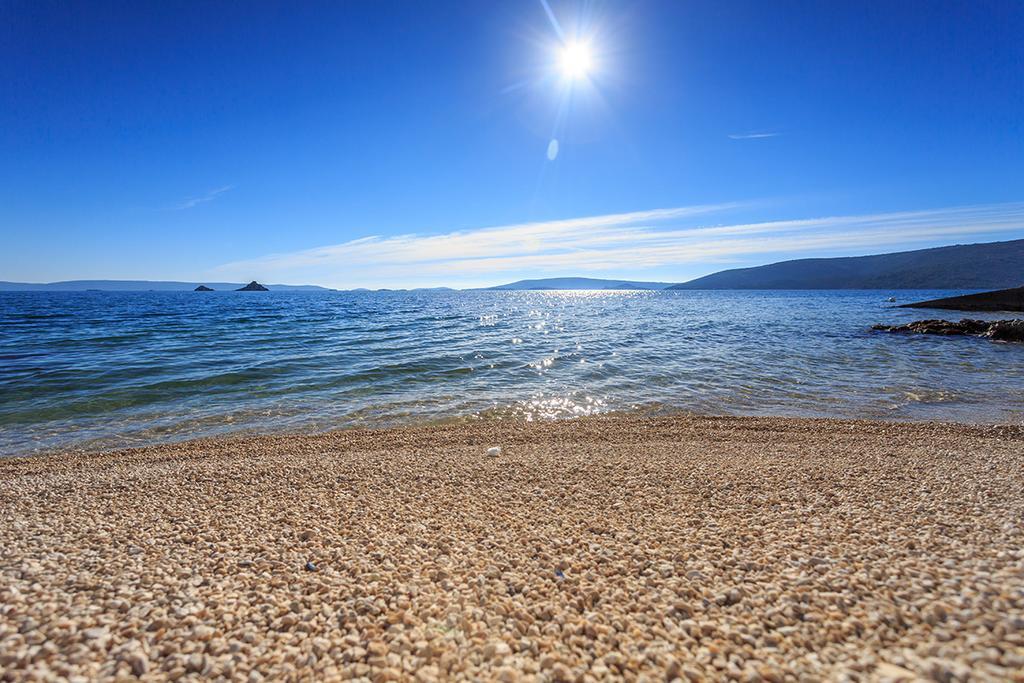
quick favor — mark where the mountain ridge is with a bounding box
[0,280,331,292]
[670,239,1024,290]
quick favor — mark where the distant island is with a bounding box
[669,238,1024,290]
[485,277,674,291]
[194,285,214,292]
[236,281,269,291]
[0,280,331,292]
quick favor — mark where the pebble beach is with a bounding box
[2,415,1023,682]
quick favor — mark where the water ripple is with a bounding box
[0,289,1022,456]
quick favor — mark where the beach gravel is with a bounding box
[1,416,1023,681]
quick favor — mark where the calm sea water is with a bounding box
[1,289,1022,456]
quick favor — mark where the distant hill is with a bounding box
[670,239,1024,290]
[486,277,674,291]
[0,280,331,292]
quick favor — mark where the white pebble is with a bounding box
[487,446,501,457]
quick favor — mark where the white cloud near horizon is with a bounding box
[209,201,1024,288]
[728,132,781,140]
[173,185,234,210]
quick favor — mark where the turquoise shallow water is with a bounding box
[1,289,1022,456]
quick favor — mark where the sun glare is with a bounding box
[559,41,592,80]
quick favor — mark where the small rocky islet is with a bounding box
[195,282,270,292]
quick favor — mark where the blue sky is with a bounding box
[2,0,1022,288]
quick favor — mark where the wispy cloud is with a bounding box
[728,131,781,140]
[210,201,1024,287]
[173,185,234,210]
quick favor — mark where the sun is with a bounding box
[559,41,592,80]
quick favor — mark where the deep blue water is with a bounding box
[1,289,1022,456]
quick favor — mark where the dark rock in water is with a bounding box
[873,319,987,336]
[900,286,1024,312]
[872,318,1024,342]
[194,285,213,292]
[986,320,1024,342]
[236,281,269,291]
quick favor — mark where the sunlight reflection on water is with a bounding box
[1,288,1022,455]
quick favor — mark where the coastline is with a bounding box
[6,402,1022,461]
[2,415,1023,680]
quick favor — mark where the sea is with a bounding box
[1,289,1021,456]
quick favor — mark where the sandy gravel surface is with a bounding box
[2,416,1023,682]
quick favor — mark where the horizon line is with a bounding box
[5,230,1023,290]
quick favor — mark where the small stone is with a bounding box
[495,666,520,682]
[193,625,214,641]
[551,663,573,681]
[126,653,149,676]
[487,446,502,457]
[716,588,743,606]
[415,665,441,682]
[343,646,367,662]
[305,561,318,571]
[186,653,207,674]
[875,662,916,680]
[483,641,512,659]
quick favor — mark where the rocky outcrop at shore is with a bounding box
[193,285,213,291]
[236,281,269,291]
[900,286,1024,312]
[873,318,1024,342]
